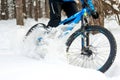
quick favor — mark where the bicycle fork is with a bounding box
[81,30,93,57]
[81,16,92,56]
[82,32,89,49]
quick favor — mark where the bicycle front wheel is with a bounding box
[66,25,117,73]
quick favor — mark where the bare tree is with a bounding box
[45,0,49,18]
[33,0,39,21]
[1,0,9,20]
[38,0,42,18]
[91,0,120,26]
[102,0,120,25]
[77,0,120,26]
[13,0,16,18]
[23,0,27,19]
[27,0,33,18]
[16,0,24,25]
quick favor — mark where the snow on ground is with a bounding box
[0,18,120,80]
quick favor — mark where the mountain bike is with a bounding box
[24,5,117,73]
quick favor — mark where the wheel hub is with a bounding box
[81,47,93,57]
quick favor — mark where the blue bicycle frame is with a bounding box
[58,8,90,37]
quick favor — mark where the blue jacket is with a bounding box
[63,0,95,11]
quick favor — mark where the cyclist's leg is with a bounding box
[62,2,78,17]
[47,0,62,27]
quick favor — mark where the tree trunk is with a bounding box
[16,0,24,25]
[1,0,9,20]
[28,0,33,18]
[13,0,16,18]
[34,0,39,21]
[0,3,1,19]
[23,0,27,19]
[45,0,49,18]
[38,0,42,18]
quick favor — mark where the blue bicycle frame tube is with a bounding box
[59,8,87,25]
[59,8,89,37]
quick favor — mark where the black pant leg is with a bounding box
[47,0,62,27]
[62,2,78,17]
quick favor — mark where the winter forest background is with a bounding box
[0,0,120,26]
[0,0,120,80]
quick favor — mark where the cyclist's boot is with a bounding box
[44,25,57,34]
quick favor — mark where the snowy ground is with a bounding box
[0,18,120,80]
